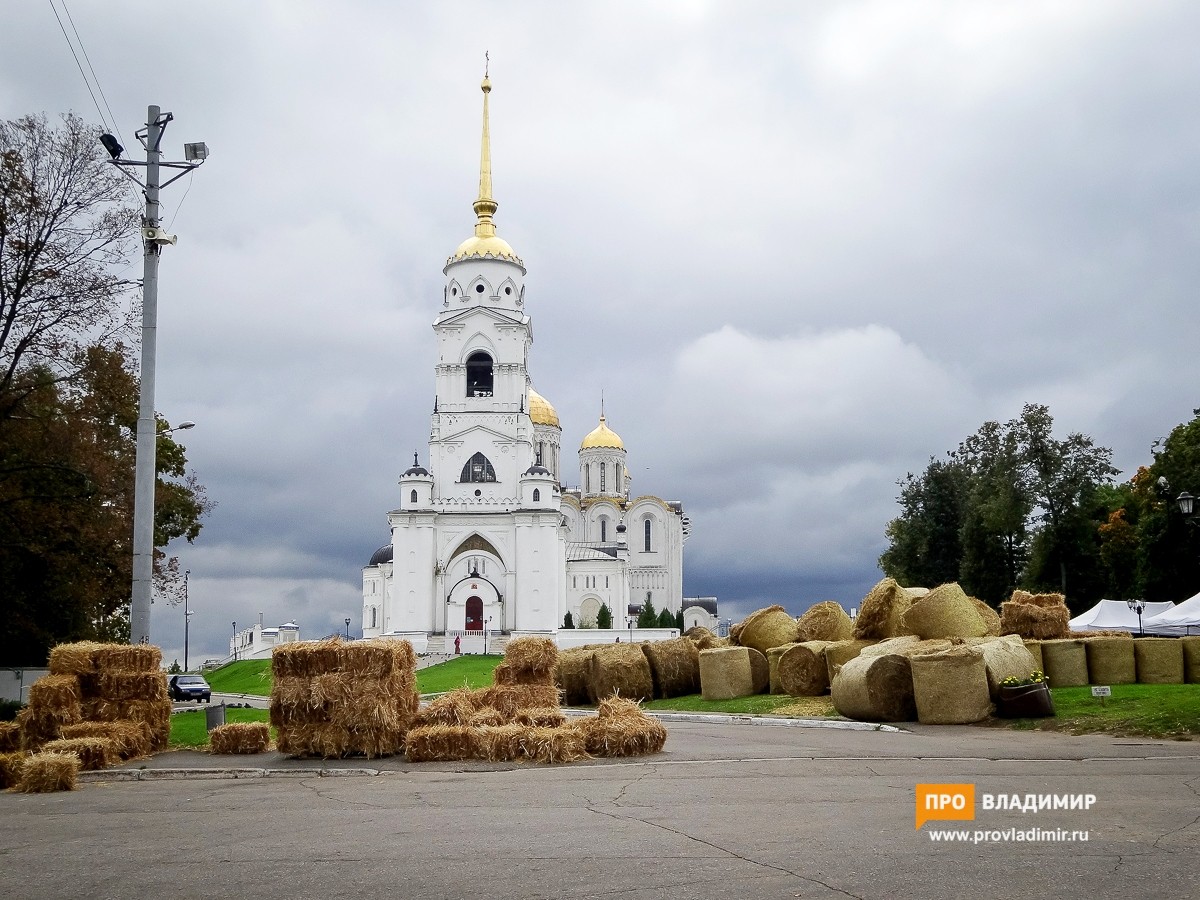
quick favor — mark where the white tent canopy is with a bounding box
[1068,599,1179,634]
[1142,590,1200,634]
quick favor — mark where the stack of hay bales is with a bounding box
[1133,638,1185,684]
[999,591,1070,640]
[478,636,562,712]
[699,646,755,700]
[795,602,853,642]
[903,584,989,639]
[641,637,700,698]
[210,722,271,755]
[271,638,419,758]
[17,642,169,756]
[853,579,917,640]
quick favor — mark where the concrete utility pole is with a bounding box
[104,106,208,646]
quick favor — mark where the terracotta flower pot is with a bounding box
[996,682,1055,718]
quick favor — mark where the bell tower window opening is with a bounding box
[460,452,497,483]
[466,351,494,397]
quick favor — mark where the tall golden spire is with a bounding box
[473,59,498,238]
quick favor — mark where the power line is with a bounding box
[47,0,109,132]
[60,0,125,141]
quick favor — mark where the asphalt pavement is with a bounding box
[1,720,1197,900]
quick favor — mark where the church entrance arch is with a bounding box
[465,596,483,631]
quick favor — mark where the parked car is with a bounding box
[169,674,211,703]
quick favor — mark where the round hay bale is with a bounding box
[969,597,1002,637]
[1183,637,1200,684]
[795,602,853,642]
[823,640,876,683]
[1073,630,1134,638]
[698,647,754,700]
[910,646,992,725]
[830,653,916,722]
[209,723,271,755]
[503,636,559,678]
[588,645,654,702]
[1084,637,1136,685]
[554,647,598,706]
[853,578,915,640]
[694,634,729,650]
[641,637,700,698]
[738,606,799,654]
[728,620,746,646]
[966,636,1039,698]
[903,583,988,639]
[776,642,832,696]
[746,647,770,694]
[17,750,79,793]
[1040,639,1088,687]
[999,600,1070,640]
[684,626,714,640]
[766,643,800,694]
[1134,638,1185,684]
[1023,640,1044,674]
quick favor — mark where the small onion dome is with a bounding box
[580,415,624,451]
[402,452,430,477]
[369,544,393,566]
[527,387,560,428]
[523,464,553,477]
[616,523,627,533]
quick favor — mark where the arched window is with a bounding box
[532,488,540,502]
[460,452,497,483]
[584,464,590,493]
[644,518,652,552]
[600,518,608,542]
[370,607,377,628]
[466,351,494,397]
[409,489,417,503]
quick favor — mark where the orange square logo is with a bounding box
[916,784,976,829]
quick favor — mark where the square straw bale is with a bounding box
[0,722,21,754]
[1000,601,1070,640]
[404,725,478,762]
[93,673,168,703]
[0,751,29,789]
[474,684,561,719]
[48,642,103,676]
[475,724,526,761]
[17,751,80,793]
[574,713,667,757]
[41,737,117,771]
[513,707,567,728]
[209,723,271,754]
[28,674,82,712]
[91,644,162,673]
[520,725,588,763]
[59,721,151,760]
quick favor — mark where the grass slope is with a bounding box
[205,659,273,695]
[417,655,502,693]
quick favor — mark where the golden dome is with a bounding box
[449,233,523,266]
[528,387,560,428]
[580,415,624,451]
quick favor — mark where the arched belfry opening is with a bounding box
[460,452,497,483]
[466,351,494,397]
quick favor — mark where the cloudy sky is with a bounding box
[4,1,1198,664]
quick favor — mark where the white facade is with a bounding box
[362,75,707,640]
[228,620,300,661]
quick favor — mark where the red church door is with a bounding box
[465,596,483,631]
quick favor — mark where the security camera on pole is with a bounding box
[102,108,208,646]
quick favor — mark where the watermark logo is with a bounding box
[915,783,976,829]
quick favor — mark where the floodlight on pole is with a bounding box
[101,106,209,647]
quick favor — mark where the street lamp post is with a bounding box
[1127,599,1146,636]
[627,616,635,643]
[345,617,351,640]
[183,569,191,672]
[1178,491,1197,524]
[232,621,237,662]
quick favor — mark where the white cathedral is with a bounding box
[361,74,717,644]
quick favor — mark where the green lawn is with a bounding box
[205,659,273,695]
[643,694,839,717]
[999,683,1200,739]
[418,655,503,693]
[170,707,272,748]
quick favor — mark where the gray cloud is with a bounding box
[4,1,1198,663]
